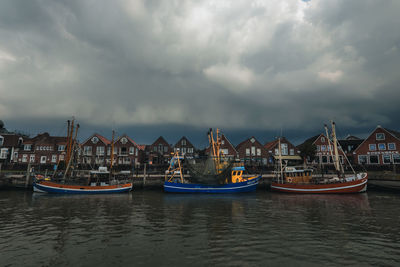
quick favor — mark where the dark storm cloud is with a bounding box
[1,0,400,144]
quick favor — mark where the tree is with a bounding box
[298,142,317,164]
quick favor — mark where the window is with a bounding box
[0,136,3,146]
[188,148,193,153]
[181,139,186,146]
[369,155,379,164]
[383,155,391,164]
[182,147,187,154]
[317,145,320,151]
[290,149,294,155]
[281,144,288,155]
[339,155,344,164]
[393,154,400,164]
[221,140,225,145]
[59,154,64,161]
[22,154,28,162]
[220,149,228,155]
[388,143,396,150]
[250,138,255,143]
[0,148,7,159]
[135,149,138,156]
[91,137,99,144]
[129,147,135,155]
[246,148,250,156]
[40,156,47,164]
[251,146,256,156]
[376,133,385,140]
[378,143,386,150]
[96,146,105,156]
[321,137,325,143]
[321,145,326,151]
[369,144,376,151]
[164,146,168,153]
[153,146,157,152]
[30,155,35,163]
[257,148,261,156]
[358,155,367,164]
[322,156,328,163]
[121,137,128,145]
[51,155,57,163]
[58,145,65,151]
[24,144,32,151]
[274,148,279,155]
[83,146,92,156]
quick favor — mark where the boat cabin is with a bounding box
[282,166,313,184]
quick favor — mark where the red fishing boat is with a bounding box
[271,122,368,194]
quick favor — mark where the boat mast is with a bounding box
[278,137,283,183]
[331,121,343,174]
[110,130,115,179]
[324,124,336,171]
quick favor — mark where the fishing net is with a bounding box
[184,156,233,184]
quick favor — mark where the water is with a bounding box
[1,189,399,266]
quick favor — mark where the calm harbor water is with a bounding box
[1,189,399,266]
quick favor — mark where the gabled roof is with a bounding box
[297,134,321,147]
[151,136,171,147]
[115,134,139,147]
[236,136,263,149]
[82,133,111,145]
[174,136,196,149]
[264,137,294,151]
[354,125,400,153]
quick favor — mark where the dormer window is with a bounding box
[91,136,99,144]
[376,133,385,140]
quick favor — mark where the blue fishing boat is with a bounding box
[164,129,260,193]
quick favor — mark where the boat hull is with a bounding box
[164,176,260,193]
[271,173,368,194]
[33,181,133,194]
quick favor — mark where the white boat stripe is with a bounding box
[35,183,132,192]
[164,182,258,191]
[271,180,367,192]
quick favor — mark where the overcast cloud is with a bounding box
[1,0,400,144]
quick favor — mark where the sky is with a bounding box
[1,0,400,147]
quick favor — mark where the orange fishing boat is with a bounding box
[271,122,368,194]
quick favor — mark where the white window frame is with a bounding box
[0,148,7,159]
[382,154,391,164]
[96,146,105,156]
[358,155,367,164]
[51,155,57,163]
[40,156,47,164]
[289,149,294,155]
[369,144,376,151]
[22,154,28,162]
[376,133,385,140]
[129,147,135,155]
[378,143,386,150]
[257,148,261,156]
[246,148,250,156]
[388,143,396,150]
[58,145,65,151]
[0,136,3,146]
[393,154,400,164]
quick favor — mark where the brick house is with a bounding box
[205,134,238,159]
[338,135,364,165]
[299,134,346,165]
[0,121,25,165]
[113,134,142,167]
[146,136,173,165]
[353,126,400,165]
[264,137,301,165]
[173,136,197,159]
[16,133,68,165]
[80,133,111,166]
[236,136,269,165]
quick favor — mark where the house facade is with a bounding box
[80,133,111,166]
[265,137,301,164]
[0,121,25,165]
[353,126,400,165]
[113,134,142,167]
[205,134,238,159]
[236,137,269,165]
[15,133,67,166]
[173,136,197,159]
[146,136,173,165]
[300,134,347,165]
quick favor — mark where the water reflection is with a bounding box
[0,190,399,266]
